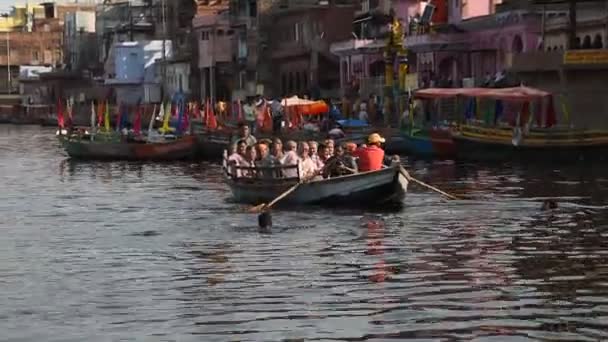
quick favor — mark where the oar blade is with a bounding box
[248,203,267,213]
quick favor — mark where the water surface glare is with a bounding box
[2,125,608,341]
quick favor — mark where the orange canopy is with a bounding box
[281,96,329,115]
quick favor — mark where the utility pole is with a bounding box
[6,31,10,95]
[161,0,167,100]
[568,0,577,49]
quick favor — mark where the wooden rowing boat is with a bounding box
[59,133,197,161]
[223,162,408,207]
[453,125,608,162]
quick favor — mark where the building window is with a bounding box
[33,50,39,61]
[295,72,301,93]
[201,31,210,40]
[593,34,603,49]
[582,35,592,49]
[217,29,225,36]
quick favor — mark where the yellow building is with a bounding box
[0,4,46,33]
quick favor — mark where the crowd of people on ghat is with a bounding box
[226,122,398,181]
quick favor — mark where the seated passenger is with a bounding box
[227,143,246,165]
[255,142,279,178]
[281,140,300,178]
[299,142,316,180]
[353,133,385,172]
[272,138,285,161]
[240,145,258,177]
[308,140,323,171]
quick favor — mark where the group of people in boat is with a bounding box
[225,123,397,180]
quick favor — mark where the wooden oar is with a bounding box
[399,165,459,200]
[249,181,302,213]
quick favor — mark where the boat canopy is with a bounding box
[414,86,551,101]
[281,96,329,115]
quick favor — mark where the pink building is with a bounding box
[331,0,541,95]
[330,0,421,97]
[411,10,540,87]
[192,6,236,101]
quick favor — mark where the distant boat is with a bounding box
[59,132,197,161]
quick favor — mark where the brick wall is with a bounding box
[0,31,63,66]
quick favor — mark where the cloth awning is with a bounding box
[281,96,328,115]
[414,86,551,101]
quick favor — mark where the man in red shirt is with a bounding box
[354,133,386,172]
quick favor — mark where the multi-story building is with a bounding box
[193,1,234,102]
[64,10,97,72]
[0,2,93,94]
[159,0,197,98]
[256,0,356,98]
[331,0,417,98]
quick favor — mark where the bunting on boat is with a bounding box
[104,100,110,131]
[133,105,142,135]
[205,98,218,130]
[160,101,172,134]
[56,99,65,129]
[90,101,96,132]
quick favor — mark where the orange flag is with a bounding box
[206,98,218,130]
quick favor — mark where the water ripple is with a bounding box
[1,125,608,340]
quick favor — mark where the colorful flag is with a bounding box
[97,100,104,127]
[133,105,142,135]
[161,101,171,134]
[56,99,65,129]
[116,104,122,132]
[147,104,157,138]
[176,100,184,135]
[90,101,96,131]
[180,102,190,133]
[104,100,110,131]
[206,98,218,130]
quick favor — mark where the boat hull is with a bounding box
[61,135,197,161]
[453,134,608,162]
[429,129,456,158]
[195,134,231,159]
[226,167,408,207]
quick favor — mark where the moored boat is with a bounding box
[59,133,197,161]
[453,124,608,162]
[223,162,408,208]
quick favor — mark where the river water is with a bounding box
[2,124,608,341]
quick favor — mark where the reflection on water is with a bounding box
[1,125,608,341]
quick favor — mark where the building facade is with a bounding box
[64,11,97,72]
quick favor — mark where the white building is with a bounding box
[105,40,172,104]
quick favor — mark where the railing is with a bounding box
[223,153,302,182]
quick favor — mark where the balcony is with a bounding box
[405,33,470,53]
[330,39,384,57]
[510,50,608,73]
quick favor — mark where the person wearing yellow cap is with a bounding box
[352,133,386,172]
